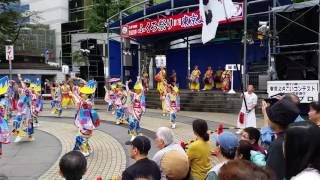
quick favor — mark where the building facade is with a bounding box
[22,0,69,65]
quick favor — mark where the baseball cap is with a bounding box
[213,131,239,151]
[266,99,299,128]
[126,136,151,154]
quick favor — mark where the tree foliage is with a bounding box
[0,0,22,57]
[86,0,131,33]
[72,51,89,66]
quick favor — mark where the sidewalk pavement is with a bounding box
[43,103,265,128]
[41,104,265,167]
[38,121,126,180]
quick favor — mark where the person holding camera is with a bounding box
[237,85,258,133]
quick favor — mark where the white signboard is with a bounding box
[225,64,240,71]
[155,55,166,68]
[267,80,319,103]
[62,65,69,74]
[70,72,76,78]
[6,45,14,61]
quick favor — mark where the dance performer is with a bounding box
[142,69,149,93]
[114,82,127,125]
[49,81,63,117]
[203,66,213,91]
[125,79,146,141]
[0,76,10,156]
[190,65,201,92]
[31,79,43,127]
[214,66,223,89]
[155,67,166,93]
[104,84,117,112]
[169,69,177,86]
[72,80,100,157]
[221,70,232,93]
[61,81,74,109]
[165,85,180,129]
[68,77,87,99]
[12,75,34,142]
[8,80,18,114]
[155,67,168,116]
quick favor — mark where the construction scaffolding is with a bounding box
[243,0,320,86]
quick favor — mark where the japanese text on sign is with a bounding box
[267,81,319,103]
[121,2,243,38]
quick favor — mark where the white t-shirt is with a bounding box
[208,161,228,175]
[241,92,258,112]
[152,143,187,180]
[291,168,320,180]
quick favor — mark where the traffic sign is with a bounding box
[5,45,14,61]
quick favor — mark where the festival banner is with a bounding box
[121,2,243,38]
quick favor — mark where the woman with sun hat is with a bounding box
[71,80,100,157]
[125,78,146,142]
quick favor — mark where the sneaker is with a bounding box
[82,151,90,157]
[171,123,176,129]
[130,136,136,142]
[14,136,22,143]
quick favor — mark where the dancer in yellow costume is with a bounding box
[222,70,232,93]
[61,81,74,109]
[203,66,213,91]
[155,67,166,93]
[155,67,168,116]
[190,65,201,91]
[214,67,224,89]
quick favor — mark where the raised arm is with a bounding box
[126,80,132,94]
[18,74,26,89]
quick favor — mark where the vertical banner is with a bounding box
[200,0,239,44]
[6,45,14,61]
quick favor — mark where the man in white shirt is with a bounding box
[152,127,189,180]
[237,85,258,132]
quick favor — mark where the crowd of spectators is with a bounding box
[58,94,320,180]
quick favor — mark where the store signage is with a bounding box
[121,2,243,38]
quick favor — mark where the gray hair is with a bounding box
[156,127,174,146]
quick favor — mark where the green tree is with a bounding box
[0,0,22,57]
[86,0,131,33]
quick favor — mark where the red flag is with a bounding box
[239,112,245,124]
[217,124,224,134]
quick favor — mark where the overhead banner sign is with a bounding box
[267,80,319,103]
[121,2,243,38]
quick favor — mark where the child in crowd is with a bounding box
[241,127,267,155]
[235,140,266,167]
